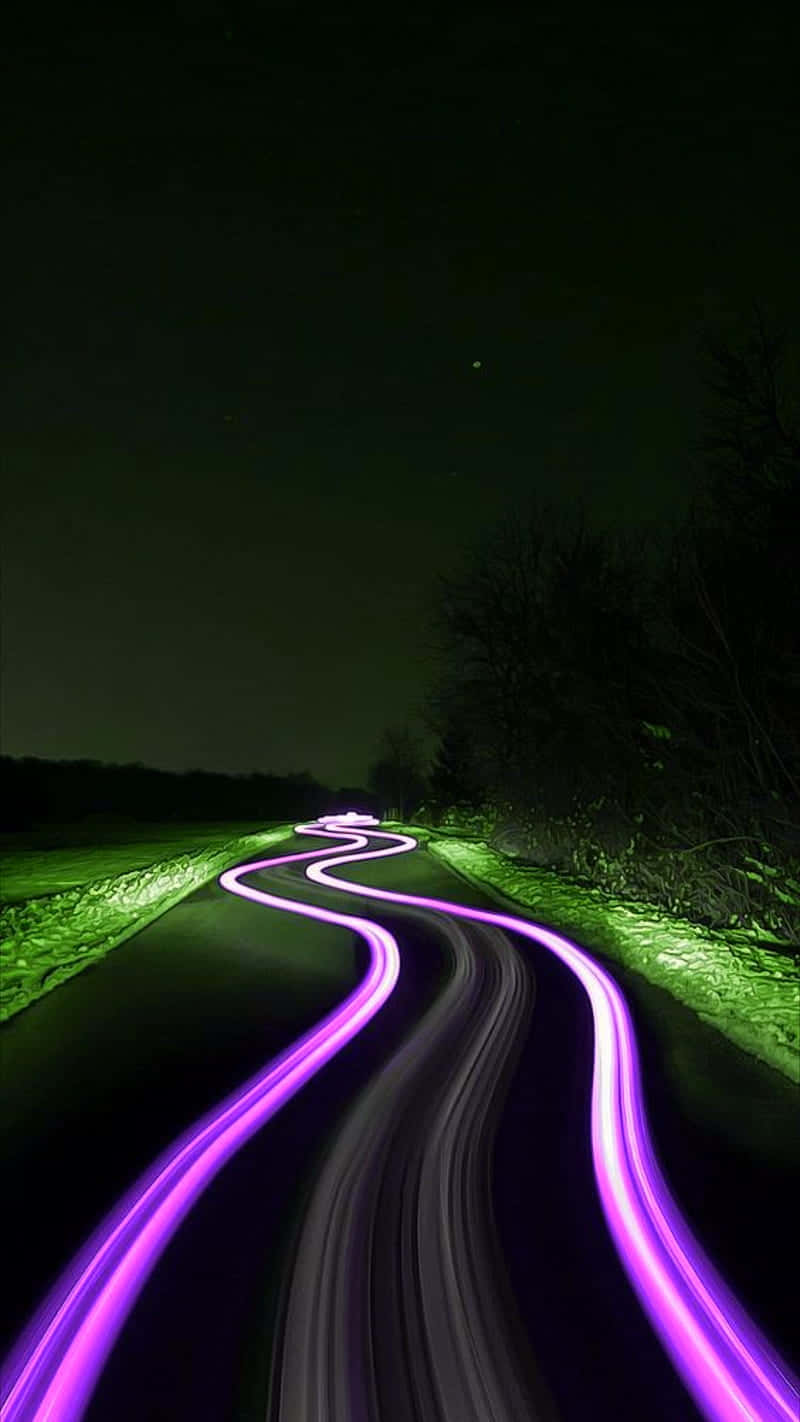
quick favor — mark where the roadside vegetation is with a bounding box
[0,824,294,1022]
[0,762,379,1022]
[385,821,798,1082]
[371,312,799,1077]
[370,311,799,948]
[0,820,291,904]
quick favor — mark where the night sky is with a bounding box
[4,4,799,786]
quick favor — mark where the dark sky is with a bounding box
[3,3,799,786]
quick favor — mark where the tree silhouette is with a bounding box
[367,725,427,819]
[663,310,800,810]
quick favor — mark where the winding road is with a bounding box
[1,815,798,1422]
[270,891,550,1422]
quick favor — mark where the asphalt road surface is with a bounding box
[2,819,798,1422]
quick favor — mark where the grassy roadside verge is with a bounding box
[0,824,294,1023]
[0,821,294,904]
[387,824,800,1084]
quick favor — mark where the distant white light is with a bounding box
[472,360,481,368]
[317,811,379,826]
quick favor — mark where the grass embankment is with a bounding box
[0,823,294,1022]
[388,824,800,1083]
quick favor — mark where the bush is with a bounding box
[469,794,800,946]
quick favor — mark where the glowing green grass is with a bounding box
[388,825,800,1083]
[0,825,293,1022]
[0,822,285,904]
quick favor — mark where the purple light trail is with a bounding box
[300,818,800,1422]
[2,815,797,1422]
[0,824,404,1422]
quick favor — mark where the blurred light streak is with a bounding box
[301,818,800,1422]
[3,815,797,1422]
[0,828,401,1422]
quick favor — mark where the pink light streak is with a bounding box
[1,828,402,1422]
[300,819,800,1422]
[2,817,797,1422]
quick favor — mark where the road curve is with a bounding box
[0,831,405,1422]
[3,816,798,1422]
[270,894,556,1422]
[277,817,800,1422]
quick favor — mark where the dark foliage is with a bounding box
[424,311,799,933]
[366,725,427,820]
[428,719,485,811]
[0,756,374,832]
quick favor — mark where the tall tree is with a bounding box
[428,717,485,809]
[428,503,658,815]
[663,310,799,811]
[367,724,427,819]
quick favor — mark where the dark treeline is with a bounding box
[416,310,799,940]
[0,756,378,832]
